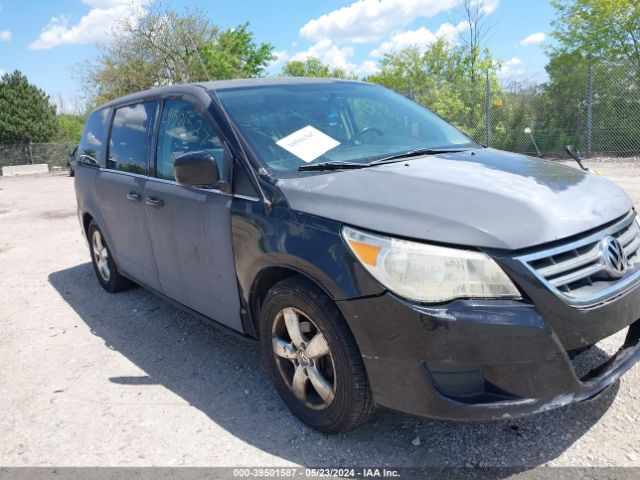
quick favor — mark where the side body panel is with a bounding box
[144,178,242,331]
[95,170,161,291]
[75,164,102,235]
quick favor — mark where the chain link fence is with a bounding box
[0,142,76,173]
[403,62,640,159]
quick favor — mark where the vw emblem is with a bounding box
[599,236,628,278]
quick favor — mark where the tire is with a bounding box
[68,164,75,177]
[88,221,133,292]
[260,275,375,432]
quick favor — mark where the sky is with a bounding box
[0,0,555,113]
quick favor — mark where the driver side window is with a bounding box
[156,99,224,181]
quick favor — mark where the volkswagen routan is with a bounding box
[74,78,640,432]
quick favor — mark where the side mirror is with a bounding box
[174,150,221,188]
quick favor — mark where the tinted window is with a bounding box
[107,102,157,174]
[156,99,224,181]
[78,109,110,167]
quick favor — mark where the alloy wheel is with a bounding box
[272,307,336,410]
[92,230,111,282]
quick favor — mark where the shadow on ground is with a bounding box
[49,263,618,471]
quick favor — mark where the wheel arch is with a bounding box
[248,265,338,339]
[82,212,94,240]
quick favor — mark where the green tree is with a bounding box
[56,114,86,142]
[365,41,498,140]
[536,0,640,155]
[458,0,495,84]
[202,23,274,79]
[550,0,640,76]
[82,6,273,106]
[281,57,356,79]
[0,70,59,144]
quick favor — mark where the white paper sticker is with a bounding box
[276,125,341,163]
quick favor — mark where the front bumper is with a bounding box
[337,283,640,421]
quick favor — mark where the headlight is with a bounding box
[342,226,521,303]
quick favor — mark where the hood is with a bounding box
[277,149,633,250]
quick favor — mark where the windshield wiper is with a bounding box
[369,148,470,165]
[298,148,471,171]
[298,161,369,171]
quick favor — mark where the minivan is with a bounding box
[74,78,640,432]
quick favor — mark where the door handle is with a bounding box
[126,192,142,202]
[145,197,164,208]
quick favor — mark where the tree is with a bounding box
[365,40,498,140]
[537,0,640,155]
[81,6,274,106]
[550,0,640,75]
[281,57,356,79]
[0,70,59,144]
[57,114,86,143]
[202,23,275,79]
[458,0,494,84]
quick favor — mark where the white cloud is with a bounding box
[370,21,468,57]
[435,21,470,42]
[270,50,290,67]
[266,50,290,75]
[29,0,150,50]
[300,0,461,44]
[0,69,6,77]
[0,30,11,42]
[478,0,499,14]
[520,32,545,46]
[291,39,356,71]
[355,60,379,77]
[497,57,525,80]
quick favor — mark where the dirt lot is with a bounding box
[1,160,640,469]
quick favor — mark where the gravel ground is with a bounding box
[1,159,640,469]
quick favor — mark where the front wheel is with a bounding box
[260,276,375,432]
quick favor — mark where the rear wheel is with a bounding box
[68,164,74,177]
[260,276,375,432]
[88,221,133,292]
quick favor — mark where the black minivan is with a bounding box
[74,78,640,432]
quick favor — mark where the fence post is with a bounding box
[586,63,593,158]
[485,69,491,147]
[27,141,34,165]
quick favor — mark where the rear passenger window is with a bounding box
[78,109,110,167]
[156,99,224,181]
[107,102,157,174]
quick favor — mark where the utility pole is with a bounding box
[586,63,594,158]
[485,69,491,147]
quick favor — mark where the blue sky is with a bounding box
[0,0,555,112]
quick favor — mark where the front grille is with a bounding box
[518,212,640,307]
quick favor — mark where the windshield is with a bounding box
[215,82,477,176]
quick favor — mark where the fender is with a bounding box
[75,165,111,246]
[230,199,385,317]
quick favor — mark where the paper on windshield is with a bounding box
[276,125,340,163]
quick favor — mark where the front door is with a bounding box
[143,98,242,331]
[97,101,162,291]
